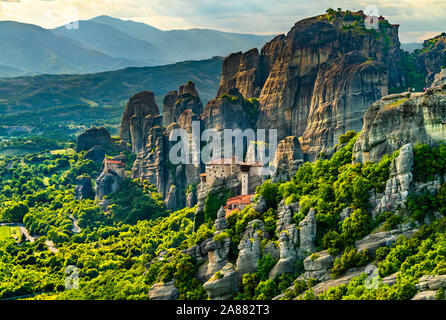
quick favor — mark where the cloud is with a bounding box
[0,0,444,41]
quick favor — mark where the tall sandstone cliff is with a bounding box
[416,33,446,86]
[353,82,446,163]
[216,12,403,160]
[122,83,205,210]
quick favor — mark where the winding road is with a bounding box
[0,222,57,252]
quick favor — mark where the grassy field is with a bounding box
[0,226,11,241]
[0,226,20,241]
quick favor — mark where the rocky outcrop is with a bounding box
[416,33,446,86]
[355,224,417,256]
[162,91,178,127]
[74,176,94,200]
[411,290,437,300]
[299,208,317,254]
[198,238,231,282]
[370,144,413,216]
[164,185,178,210]
[216,11,403,160]
[416,275,446,291]
[236,220,267,278]
[203,263,238,300]
[412,275,446,300]
[217,49,265,99]
[302,251,334,280]
[200,92,257,131]
[95,156,125,200]
[127,83,204,206]
[85,145,107,163]
[148,281,179,300]
[431,69,446,88]
[76,127,113,153]
[353,86,446,164]
[298,264,374,299]
[300,52,388,158]
[131,117,166,195]
[253,196,267,214]
[214,207,228,232]
[186,190,197,208]
[263,241,280,261]
[95,169,121,200]
[163,81,203,128]
[272,136,304,182]
[120,91,160,154]
[270,203,299,278]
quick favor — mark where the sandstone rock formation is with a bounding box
[302,251,334,280]
[85,145,107,163]
[186,190,197,208]
[203,263,238,300]
[411,290,437,300]
[216,11,403,160]
[163,81,203,128]
[431,69,446,88]
[416,33,446,86]
[300,52,388,158]
[253,196,267,214]
[353,86,446,163]
[120,90,160,154]
[131,116,165,194]
[214,206,228,232]
[124,83,205,207]
[95,170,121,200]
[355,225,418,256]
[74,176,94,200]
[235,219,267,278]
[412,274,446,300]
[263,241,280,261]
[198,238,231,282]
[217,49,264,99]
[148,281,179,300]
[270,202,299,278]
[164,185,178,210]
[299,208,317,254]
[76,127,113,153]
[200,92,257,131]
[95,156,125,200]
[271,136,304,182]
[416,275,446,291]
[370,144,413,216]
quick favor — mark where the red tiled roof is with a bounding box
[225,194,255,206]
[106,160,125,166]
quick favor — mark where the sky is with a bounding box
[0,0,444,42]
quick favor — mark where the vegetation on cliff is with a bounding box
[1,129,445,300]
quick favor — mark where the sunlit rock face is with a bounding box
[353,85,446,164]
[216,13,403,160]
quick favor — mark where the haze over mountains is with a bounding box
[0,15,274,77]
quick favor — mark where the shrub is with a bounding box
[331,248,370,278]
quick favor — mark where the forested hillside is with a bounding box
[1,132,445,300]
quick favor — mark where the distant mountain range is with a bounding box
[0,57,223,114]
[0,56,223,139]
[0,16,274,77]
